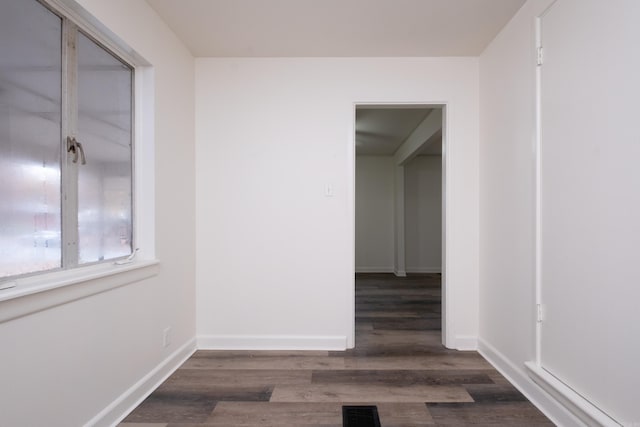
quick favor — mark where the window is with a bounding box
[0,0,134,280]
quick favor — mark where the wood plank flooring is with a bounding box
[119,273,553,426]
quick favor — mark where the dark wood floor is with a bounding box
[119,273,553,426]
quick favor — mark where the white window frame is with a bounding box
[0,0,158,321]
[63,19,136,270]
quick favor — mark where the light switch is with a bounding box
[325,184,334,197]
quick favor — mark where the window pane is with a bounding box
[76,33,133,264]
[0,0,62,278]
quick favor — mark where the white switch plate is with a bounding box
[325,184,334,197]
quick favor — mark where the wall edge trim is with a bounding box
[406,267,442,273]
[355,267,395,273]
[453,335,477,351]
[524,362,621,427]
[197,334,348,351]
[478,337,586,427]
[85,337,197,427]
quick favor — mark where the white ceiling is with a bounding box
[144,1,519,156]
[145,0,526,57]
[356,107,440,156]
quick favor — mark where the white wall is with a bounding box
[536,1,640,425]
[479,0,544,371]
[0,1,196,426]
[196,57,479,350]
[393,165,406,277]
[355,155,395,272]
[405,155,442,273]
[478,0,591,425]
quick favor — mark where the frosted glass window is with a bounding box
[0,0,62,278]
[77,33,133,264]
[0,1,135,281]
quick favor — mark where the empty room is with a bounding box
[1,0,638,426]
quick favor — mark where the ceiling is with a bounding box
[145,0,526,57]
[144,1,521,156]
[356,107,441,156]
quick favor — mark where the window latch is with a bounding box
[114,248,139,265]
[67,136,86,165]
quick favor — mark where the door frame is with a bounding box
[349,102,451,348]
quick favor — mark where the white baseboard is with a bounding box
[85,337,197,427]
[355,267,395,273]
[478,338,586,427]
[198,334,347,351]
[406,267,442,273]
[453,335,478,351]
[356,268,442,275]
[525,362,621,427]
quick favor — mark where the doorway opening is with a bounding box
[352,104,447,349]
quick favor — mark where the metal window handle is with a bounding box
[67,136,86,165]
[76,141,86,165]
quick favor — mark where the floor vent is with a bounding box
[342,405,381,427]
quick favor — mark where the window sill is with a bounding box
[0,260,159,324]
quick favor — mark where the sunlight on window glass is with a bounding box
[0,0,62,278]
[76,33,133,264]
